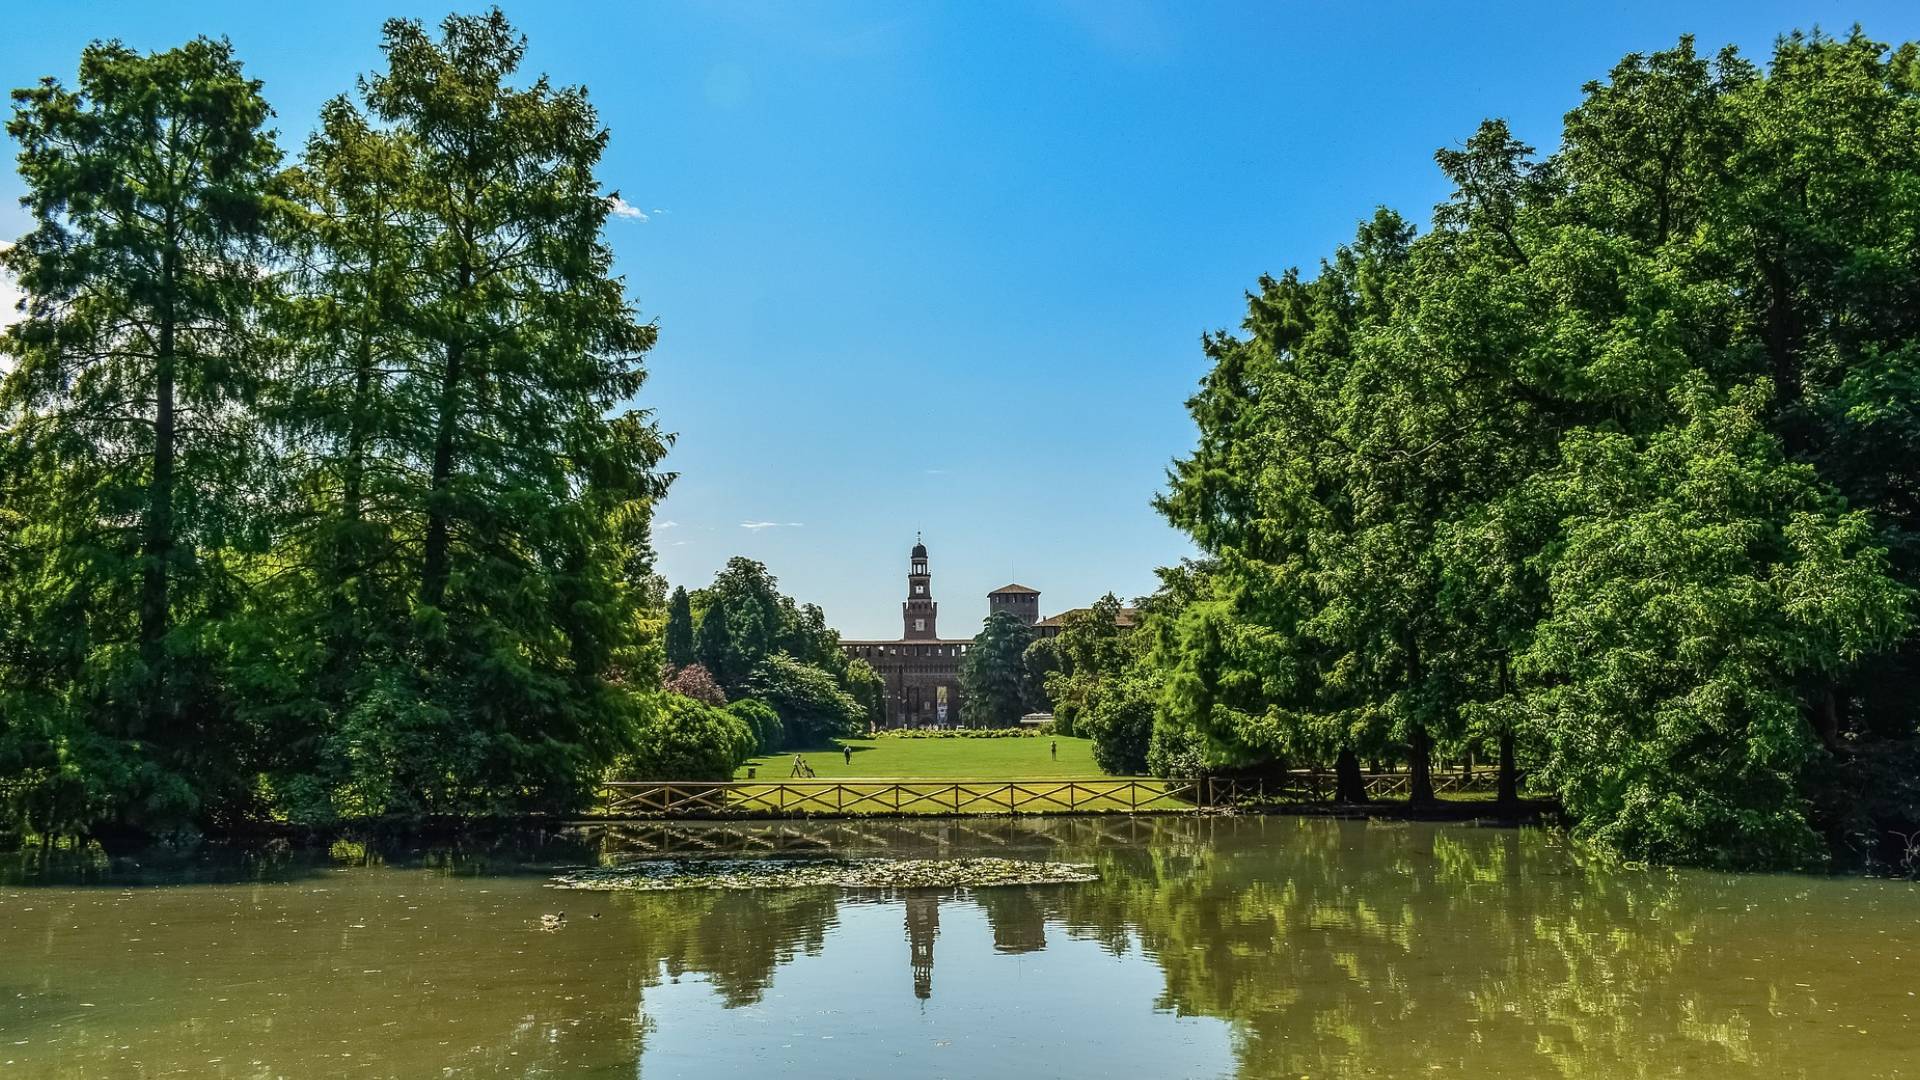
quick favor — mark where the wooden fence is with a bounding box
[596,769,1502,819]
[601,778,1197,817]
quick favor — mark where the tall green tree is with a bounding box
[664,585,696,669]
[245,93,420,801]
[695,593,738,687]
[299,9,669,816]
[0,37,281,836]
[1156,218,1421,804]
[960,611,1036,728]
[1159,29,1920,866]
[1045,594,1131,736]
[743,653,864,748]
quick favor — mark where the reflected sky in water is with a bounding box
[2,816,1917,1078]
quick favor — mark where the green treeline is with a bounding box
[1119,31,1920,870]
[0,11,689,843]
[651,557,884,770]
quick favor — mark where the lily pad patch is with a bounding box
[551,856,1098,892]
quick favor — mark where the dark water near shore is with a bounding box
[2,815,1916,1078]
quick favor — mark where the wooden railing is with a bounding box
[600,778,1198,818]
[594,770,1504,819]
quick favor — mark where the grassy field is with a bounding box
[735,735,1119,780]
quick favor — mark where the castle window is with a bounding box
[915,618,925,632]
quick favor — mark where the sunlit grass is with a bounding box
[735,735,1120,781]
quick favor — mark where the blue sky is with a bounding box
[3,1,1917,638]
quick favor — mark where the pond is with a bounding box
[2,815,1916,1078]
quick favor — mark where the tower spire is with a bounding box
[904,536,936,639]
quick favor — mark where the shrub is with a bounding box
[1076,674,1156,775]
[615,695,754,781]
[727,698,784,753]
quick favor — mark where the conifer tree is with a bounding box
[0,38,281,835]
[961,611,1036,728]
[300,9,669,815]
[664,586,697,669]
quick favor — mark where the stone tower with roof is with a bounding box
[987,583,1042,626]
[902,534,938,640]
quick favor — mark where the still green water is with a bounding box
[2,816,1916,1079]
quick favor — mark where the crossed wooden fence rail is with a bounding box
[601,778,1198,818]
[596,770,1502,818]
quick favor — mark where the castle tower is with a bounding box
[987,583,1041,626]
[902,535,938,640]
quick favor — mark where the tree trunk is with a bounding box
[1814,685,1842,752]
[140,268,177,740]
[1408,723,1437,807]
[1405,633,1437,808]
[1496,654,1518,810]
[1497,728,1518,809]
[421,339,462,611]
[421,258,472,613]
[325,328,376,693]
[1335,746,1368,804]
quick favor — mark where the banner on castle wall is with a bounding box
[937,686,948,724]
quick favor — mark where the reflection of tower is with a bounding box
[905,893,940,1000]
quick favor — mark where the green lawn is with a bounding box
[735,735,1121,780]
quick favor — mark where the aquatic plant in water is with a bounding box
[551,856,1098,892]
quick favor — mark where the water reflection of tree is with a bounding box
[1018,817,1767,1079]
[580,820,1915,1077]
[974,884,1048,954]
[609,885,837,1008]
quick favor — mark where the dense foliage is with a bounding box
[1155,31,1920,869]
[726,698,784,754]
[680,556,880,747]
[959,611,1039,728]
[742,654,867,749]
[616,695,753,782]
[0,12,673,841]
[0,37,282,841]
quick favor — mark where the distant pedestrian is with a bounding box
[843,745,852,767]
[1051,740,1058,760]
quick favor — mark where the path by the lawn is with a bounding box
[735,735,1126,780]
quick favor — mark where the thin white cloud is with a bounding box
[606,194,649,222]
[656,519,679,530]
[740,521,804,531]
